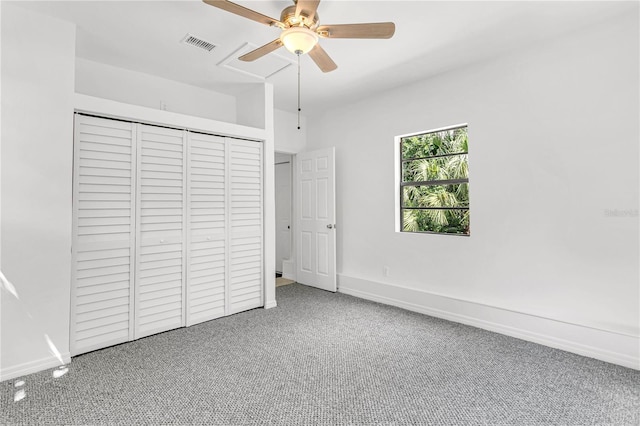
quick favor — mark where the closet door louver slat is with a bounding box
[71,115,136,356]
[229,140,263,314]
[186,133,227,325]
[134,125,186,339]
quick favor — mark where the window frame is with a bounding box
[395,123,470,236]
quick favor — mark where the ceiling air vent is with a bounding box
[181,33,216,52]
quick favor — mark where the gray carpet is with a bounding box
[1,283,639,425]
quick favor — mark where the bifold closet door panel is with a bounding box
[186,133,227,326]
[229,139,263,314]
[135,124,186,339]
[71,115,136,356]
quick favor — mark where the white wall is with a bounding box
[307,12,639,368]
[1,4,76,379]
[76,58,237,124]
[236,84,265,128]
[274,108,307,154]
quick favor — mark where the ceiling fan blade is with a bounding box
[308,44,337,73]
[238,39,283,62]
[317,22,395,39]
[295,0,320,22]
[202,0,281,27]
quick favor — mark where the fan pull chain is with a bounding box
[297,52,301,130]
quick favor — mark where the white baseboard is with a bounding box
[1,352,72,382]
[264,300,278,309]
[338,274,639,370]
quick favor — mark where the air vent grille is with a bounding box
[181,34,216,52]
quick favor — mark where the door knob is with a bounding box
[326,224,333,229]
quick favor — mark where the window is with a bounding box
[397,125,469,235]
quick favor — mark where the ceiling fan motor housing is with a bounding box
[280,5,319,29]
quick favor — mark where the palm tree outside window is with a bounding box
[399,125,470,235]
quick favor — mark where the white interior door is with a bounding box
[186,132,227,326]
[296,147,336,292]
[228,139,263,313]
[134,124,186,339]
[71,115,136,356]
[275,158,291,273]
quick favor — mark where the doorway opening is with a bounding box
[275,152,295,287]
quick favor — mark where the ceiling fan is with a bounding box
[202,0,396,72]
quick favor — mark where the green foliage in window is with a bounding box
[402,127,468,159]
[403,155,469,183]
[402,209,470,235]
[401,127,470,235]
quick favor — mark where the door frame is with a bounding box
[275,151,297,281]
[274,152,293,275]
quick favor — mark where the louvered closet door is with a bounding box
[186,133,227,326]
[135,125,186,339]
[229,139,263,314]
[71,115,136,356]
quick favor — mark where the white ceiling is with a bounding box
[15,0,636,116]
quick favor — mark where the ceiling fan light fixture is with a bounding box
[280,26,318,55]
